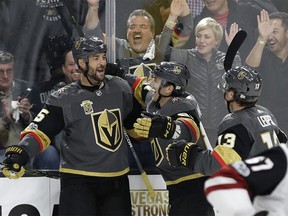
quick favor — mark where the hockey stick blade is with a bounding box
[0,163,60,179]
[224,30,247,72]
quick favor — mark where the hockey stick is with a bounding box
[199,121,213,150]
[123,130,156,198]
[224,30,247,72]
[0,163,60,179]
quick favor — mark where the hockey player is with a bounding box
[1,36,133,215]
[28,34,80,170]
[128,62,215,215]
[204,143,288,216]
[84,0,193,171]
[166,65,287,176]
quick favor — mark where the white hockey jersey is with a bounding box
[204,143,288,216]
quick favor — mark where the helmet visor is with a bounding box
[217,73,229,93]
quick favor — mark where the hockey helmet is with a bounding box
[151,61,190,93]
[72,36,107,63]
[46,34,73,70]
[218,65,262,103]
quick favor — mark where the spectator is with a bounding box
[62,50,82,84]
[273,0,288,13]
[28,34,80,170]
[6,0,77,84]
[144,0,171,36]
[236,0,278,13]
[245,10,288,135]
[1,36,133,215]
[131,62,214,215]
[29,34,77,120]
[204,143,288,216]
[162,17,241,143]
[166,66,287,176]
[83,0,192,67]
[0,51,32,161]
[184,0,260,61]
[187,0,205,18]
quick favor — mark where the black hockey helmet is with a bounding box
[46,34,73,70]
[72,36,107,63]
[218,65,262,103]
[151,61,190,94]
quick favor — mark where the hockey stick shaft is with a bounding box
[123,130,156,198]
[199,122,213,150]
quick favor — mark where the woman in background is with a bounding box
[162,17,241,145]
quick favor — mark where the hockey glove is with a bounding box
[2,145,29,179]
[166,139,202,168]
[105,63,126,78]
[133,111,175,139]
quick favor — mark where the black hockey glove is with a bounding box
[105,63,126,78]
[2,145,29,179]
[133,111,175,139]
[166,139,203,168]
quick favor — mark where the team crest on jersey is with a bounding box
[92,109,123,152]
[129,63,156,80]
[81,100,94,115]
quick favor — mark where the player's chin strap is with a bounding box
[155,83,173,108]
[226,100,232,113]
[80,62,104,88]
[224,92,235,113]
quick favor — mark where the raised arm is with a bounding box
[85,0,100,29]
[245,10,275,67]
[157,0,193,58]
[83,0,104,39]
[170,0,193,48]
[225,22,240,46]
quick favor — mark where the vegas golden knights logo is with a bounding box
[129,63,156,80]
[92,109,123,152]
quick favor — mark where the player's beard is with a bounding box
[87,66,105,85]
